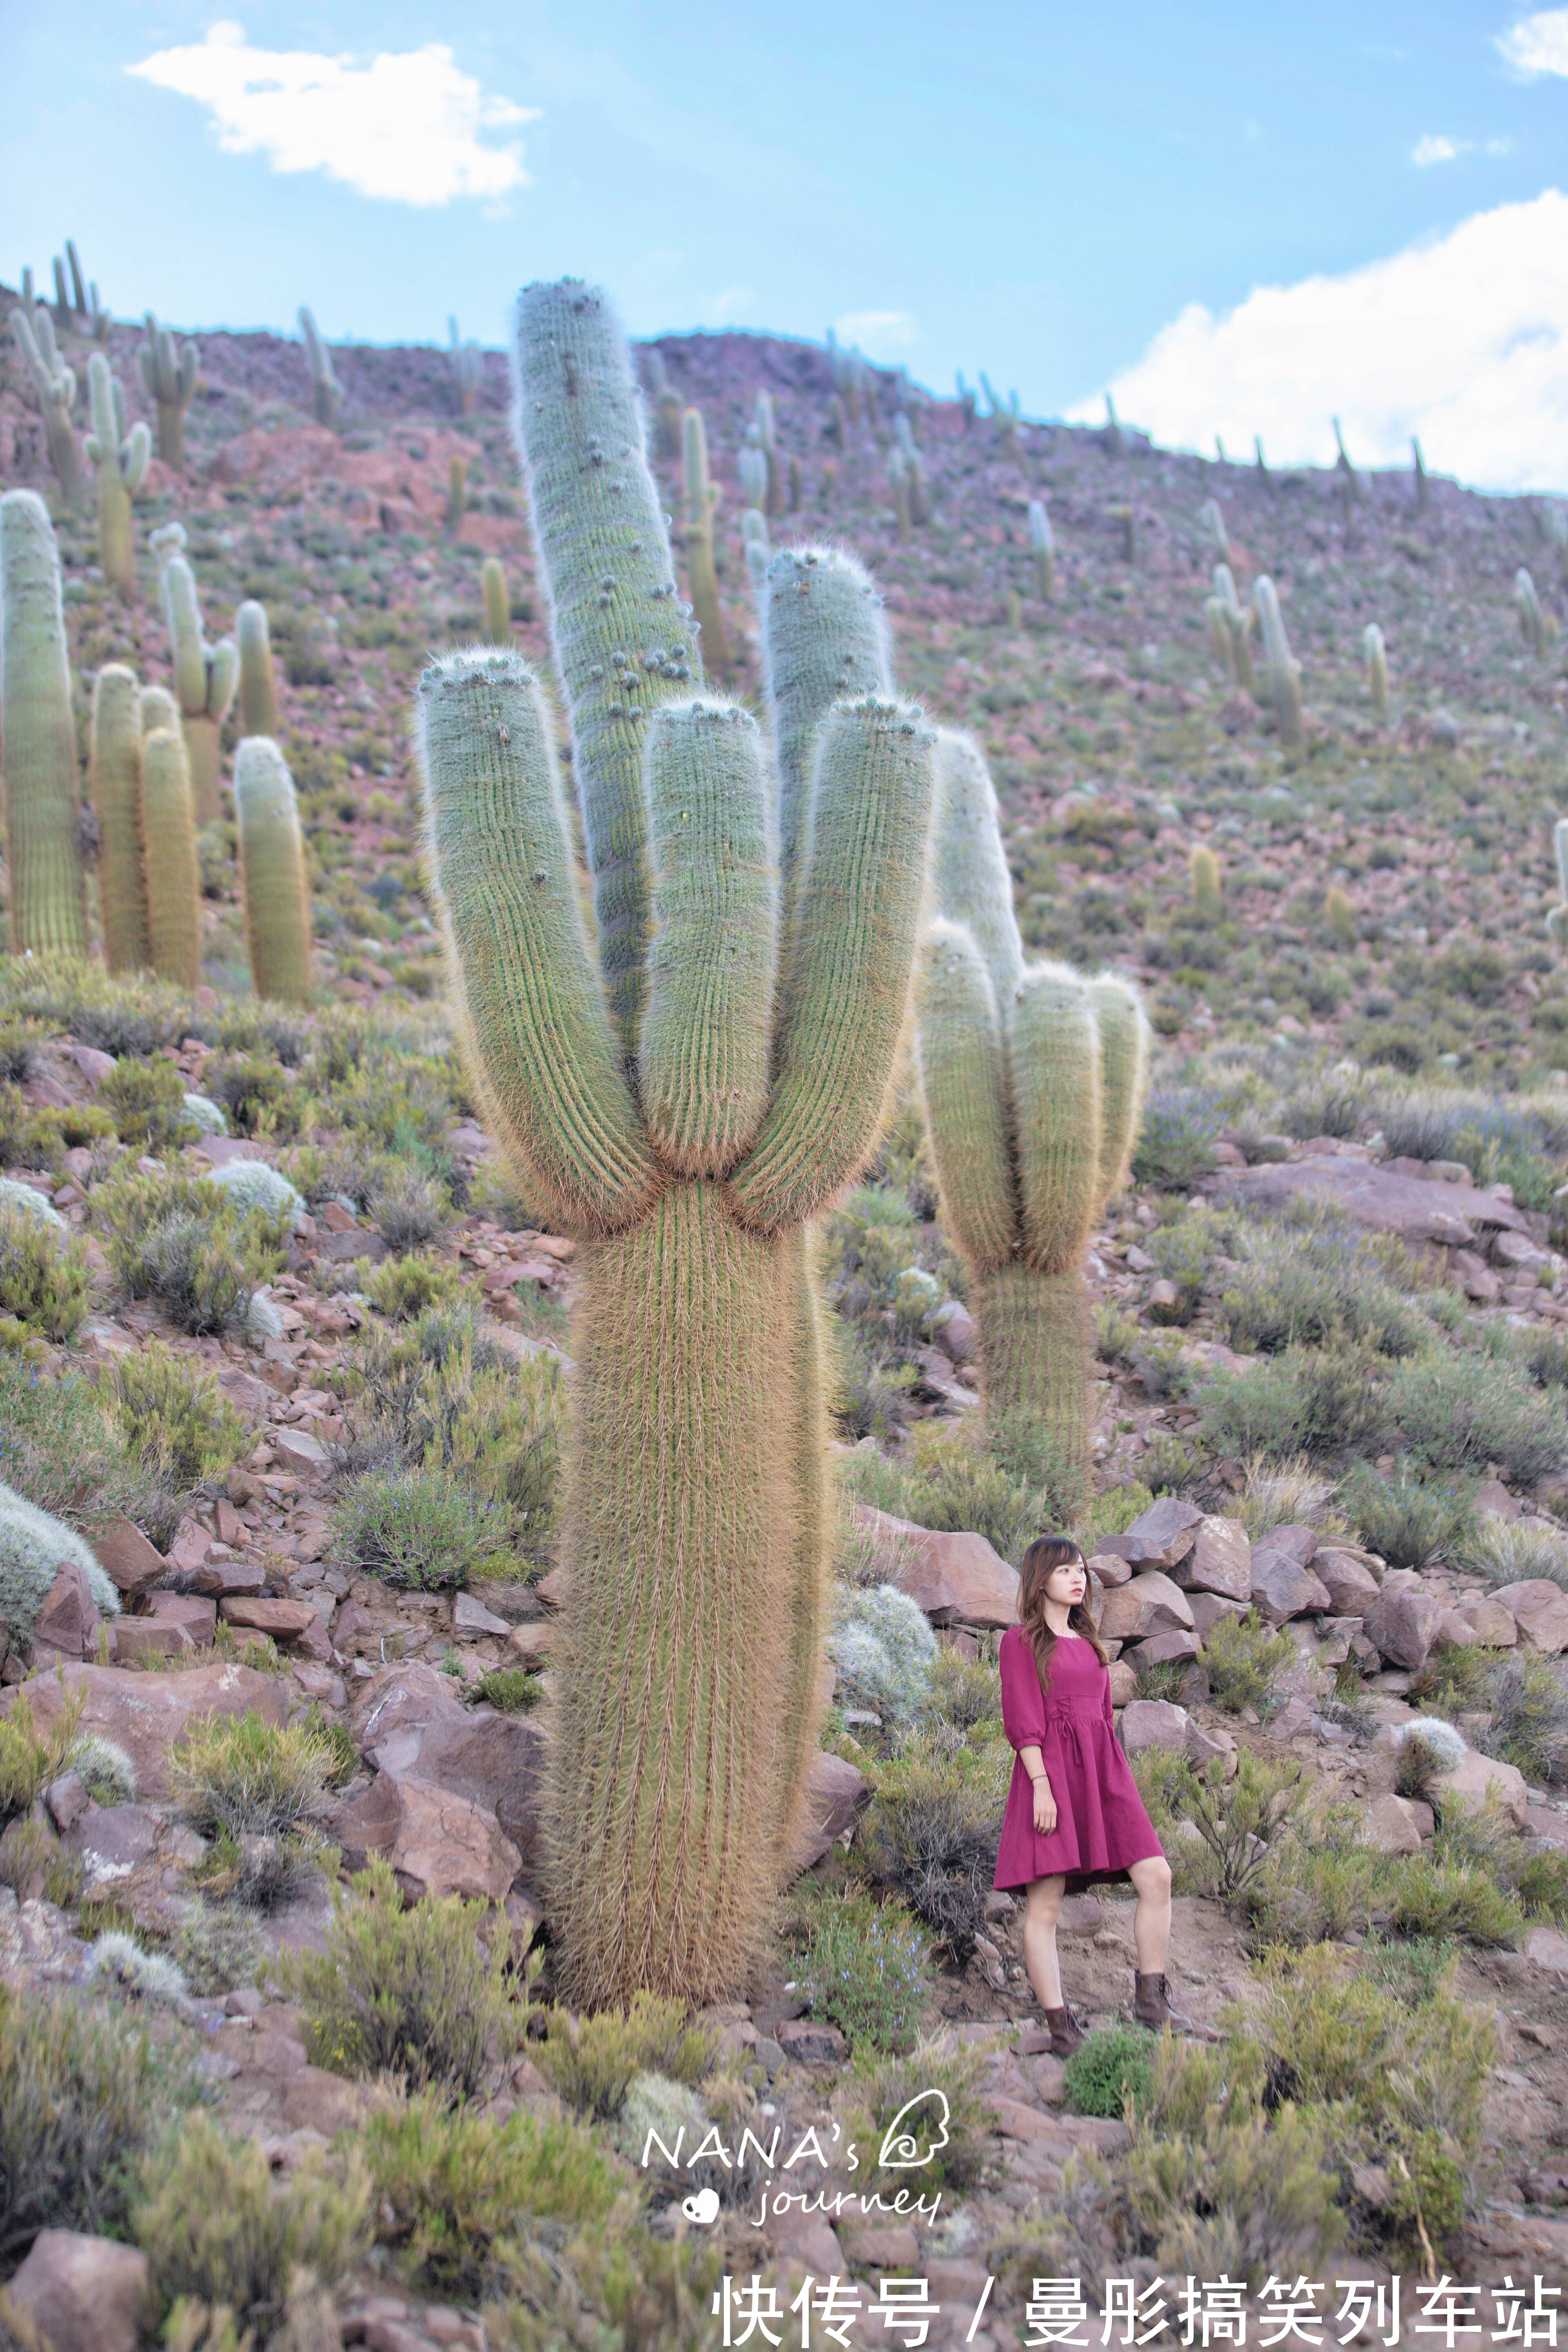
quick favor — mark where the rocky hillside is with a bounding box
[2,283,1568,2343]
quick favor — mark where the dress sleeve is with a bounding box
[999,1629,1049,1752]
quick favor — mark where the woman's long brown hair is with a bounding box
[1017,1534,1110,1696]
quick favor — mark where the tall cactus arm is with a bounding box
[512,280,701,1051]
[1010,962,1105,1273]
[0,490,88,956]
[726,697,935,1232]
[416,647,657,1236]
[639,699,779,1178]
[91,663,151,973]
[929,727,1025,1009]
[760,546,892,920]
[915,918,1019,1269]
[1087,972,1151,1205]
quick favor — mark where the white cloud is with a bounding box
[1499,9,1568,75]
[1412,134,1466,165]
[1067,189,1568,494]
[127,21,537,206]
[833,309,918,359]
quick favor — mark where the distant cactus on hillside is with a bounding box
[138,313,198,470]
[85,354,149,599]
[10,305,85,504]
[298,306,342,427]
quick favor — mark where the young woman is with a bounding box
[994,1533,1192,2057]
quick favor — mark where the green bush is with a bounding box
[1131,1086,1223,1190]
[172,1900,267,1997]
[842,1420,1055,1567]
[1339,1462,1476,1570]
[1196,1343,1391,1465]
[0,1984,196,2263]
[1198,1609,1298,1714]
[96,1054,198,1150]
[532,1990,717,2122]
[1221,1221,1427,1359]
[473,1666,544,1714]
[1388,1348,1568,1486]
[369,1165,449,1254]
[1484,1649,1568,1783]
[1132,1747,1306,1906]
[0,1686,86,1830]
[364,1253,472,1322]
[169,1709,336,1838]
[132,2114,370,2333]
[96,1346,247,1489]
[363,2090,626,2302]
[0,1352,176,1543]
[2,960,191,1058]
[789,1888,933,2054]
[860,1736,1010,1961]
[1062,2022,1156,2118]
[838,2034,1004,2200]
[96,1167,286,1337]
[202,1052,311,1140]
[281,1855,537,2102]
[0,1207,91,1341]
[919,1646,1004,1734]
[336,1464,514,1588]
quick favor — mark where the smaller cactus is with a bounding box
[742,508,771,588]
[886,443,912,541]
[9,305,85,504]
[236,601,279,738]
[1547,819,1568,954]
[1412,436,1429,511]
[139,725,201,988]
[1332,415,1362,505]
[755,389,782,515]
[1103,392,1125,459]
[956,369,978,428]
[138,313,198,469]
[1189,844,1222,922]
[681,407,729,678]
[1516,567,1550,659]
[1253,575,1304,751]
[643,347,684,459]
[1206,596,1233,679]
[981,372,1020,455]
[1363,621,1390,720]
[738,441,768,513]
[1028,500,1056,602]
[1326,884,1355,949]
[1198,497,1227,558]
[64,240,87,319]
[893,414,927,523]
[85,352,149,599]
[234,739,312,1006]
[1212,564,1256,695]
[1115,504,1138,564]
[91,663,151,974]
[447,316,483,414]
[446,453,466,533]
[160,546,238,823]
[1254,435,1269,482]
[298,306,342,427]
[481,556,511,645]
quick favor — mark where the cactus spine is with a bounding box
[139,724,200,988]
[0,490,89,956]
[1517,568,1550,659]
[681,405,730,693]
[1189,843,1222,921]
[160,539,238,823]
[1253,575,1304,751]
[419,279,937,2010]
[9,307,85,505]
[1363,621,1390,720]
[298,307,342,427]
[91,663,150,972]
[1028,500,1056,602]
[85,353,149,598]
[235,739,312,1005]
[138,314,198,470]
[481,557,510,644]
[915,729,1149,1491]
[448,317,482,414]
[236,601,279,738]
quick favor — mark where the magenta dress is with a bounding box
[993,1624,1166,1896]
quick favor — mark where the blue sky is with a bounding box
[7,2,1568,488]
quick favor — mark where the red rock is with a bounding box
[1185,1592,1252,1640]
[1457,1596,1518,1645]
[1172,1515,1251,1599]
[347,1661,545,1868]
[1310,1548,1381,1615]
[1117,1698,1188,1757]
[1096,1496,1202,1570]
[216,1367,274,1416]
[1248,1550,1332,1624]
[775,2017,846,2063]
[1362,1585,1443,1670]
[220,1596,318,1637]
[1084,1550,1131,1589]
[189,1557,267,1598]
[1096,1570,1194,1642]
[506,1621,555,1665]
[30,1560,103,1664]
[334,1773,521,1901]
[1128,1625,1201,1666]
[1491,1580,1568,1654]
[847,1506,1020,1627]
[89,1517,168,1599]
[784,1748,870,1871]
[4,2231,149,2352]
[0,1661,287,1798]
[168,1519,213,1573]
[273,1428,332,1477]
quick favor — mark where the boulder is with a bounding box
[29,1560,103,1664]
[453,1591,511,1639]
[1186,1592,1252,1641]
[1452,1248,1499,1304]
[1096,1571,1194,1643]
[776,2018,847,2064]
[1361,1586,1443,1671]
[1357,1794,1425,1856]
[785,1750,871,1872]
[0,1661,287,1799]
[1525,1925,1568,1973]
[219,1596,318,1638]
[1205,1153,1533,1250]
[1430,1607,1481,1651]
[281,2065,370,2136]
[1127,1626,1201,1666]
[931,1301,977,1367]
[334,1773,522,1901]
[272,1428,332,1477]
[66,1803,158,1879]
[1107,1660,1139,1706]
[89,1517,168,1600]
[1258,1523,1320,1568]
[1096,1497,1202,1572]
[110,1588,218,1664]
[1116,1698,1188,1758]
[1430,1748,1529,1832]
[1310,1550,1382,1617]
[1172,1516,1251,1601]
[1183,1717,1237,1773]
[1457,1597,1518,1646]
[843,1508,1019,1628]
[4,2231,149,2352]
[347,1662,545,1871]
[1247,1551,1332,1626]
[1083,1550,1131,1590]
[1491,1580,1568,1655]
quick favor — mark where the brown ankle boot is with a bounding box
[1132,1970,1193,2035]
[1042,2001,1085,2058]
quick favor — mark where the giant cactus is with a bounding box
[915,729,1149,1494]
[1364,621,1390,720]
[85,353,150,599]
[1253,574,1304,750]
[139,723,200,988]
[417,279,936,2009]
[236,600,279,737]
[0,490,89,956]
[138,314,198,470]
[235,738,312,1006]
[91,662,150,972]
[158,536,238,823]
[680,406,729,682]
[9,306,85,506]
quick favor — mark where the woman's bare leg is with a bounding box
[1021,1874,1067,2009]
[1127,1854,1174,1973]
